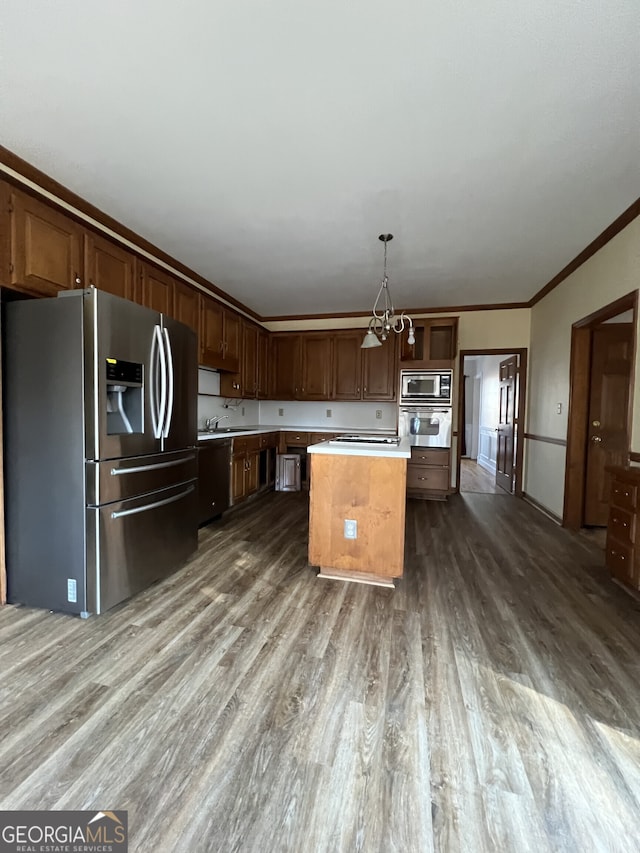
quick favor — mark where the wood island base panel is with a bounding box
[308,447,408,585]
[316,567,396,588]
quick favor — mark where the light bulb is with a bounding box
[407,329,415,346]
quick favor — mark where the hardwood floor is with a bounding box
[2,492,640,851]
[460,458,504,494]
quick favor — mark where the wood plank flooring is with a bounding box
[2,492,640,851]
[460,458,504,494]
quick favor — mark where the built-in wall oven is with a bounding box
[399,406,452,448]
[399,370,452,406]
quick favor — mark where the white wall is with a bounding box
[526,215,640,517]
[470,355,504,473]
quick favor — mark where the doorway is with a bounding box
[564,291,637,529]
[457,349,527,496]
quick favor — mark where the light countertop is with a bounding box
[308,436,412,459]
[197,425,397,442]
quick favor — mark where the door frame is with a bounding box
[456,348,528,496]
[563,290,637,529]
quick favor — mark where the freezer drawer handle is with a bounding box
[110,455,195,476]
[111,484,195,519]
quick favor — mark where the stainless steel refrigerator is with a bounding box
[4,287,198,616]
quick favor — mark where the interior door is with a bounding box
[495,355,518,493]
[584,324,633,526]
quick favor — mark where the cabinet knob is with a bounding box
[75,275,82,285]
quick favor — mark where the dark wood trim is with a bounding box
[0,299,5,604]
[524,433,567,447]
[630,452,640,463]
[456,348,528,498]
[522,493,562,525]
[529,198,640,306]
[563,290,638,529]
[0,145,262,322]
[261,302,529,323]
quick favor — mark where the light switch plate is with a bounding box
[278,408,284,416]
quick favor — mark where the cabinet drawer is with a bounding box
[410,448,450,466]
[606,538,635,585]
[233,435,260,454]
[407,465,450,492]
[609,507,635,545]
[260,432,278,449]
[611,480,637,511]
[310,432,334,444]
[283,431,310,446]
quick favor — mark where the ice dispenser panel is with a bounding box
[106,358,143,435]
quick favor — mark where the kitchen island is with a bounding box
[307,436,411,587]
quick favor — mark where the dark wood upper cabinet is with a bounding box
[139,261,174,315]
[242,321,259,397]
[8,187,82,296]
[257,329,270,399]
[362,335,397,401]
[173,280,199,333]
[270,334,301,399]
[199,295,242,374]
[400,318,458,367]
[333,332,363,400]
[224,311,241,373]
[200,296,224,368]
[301,335,332,399]
[85,231,136,301]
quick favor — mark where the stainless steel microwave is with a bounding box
[399,370,452,405]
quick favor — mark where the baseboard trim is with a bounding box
[522,492,562,525]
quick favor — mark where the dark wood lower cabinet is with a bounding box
[606,466,640,591]
[406,447,451,500]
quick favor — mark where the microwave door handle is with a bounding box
[162,327,174,438]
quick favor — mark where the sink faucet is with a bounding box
[205,415,229,431]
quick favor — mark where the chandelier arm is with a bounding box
[371,279,388,321]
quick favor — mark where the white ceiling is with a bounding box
[1,1,639,318]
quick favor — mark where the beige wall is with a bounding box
[266,308,531,350]
[526,216,640,516]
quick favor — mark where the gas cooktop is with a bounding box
[329,434,401,445]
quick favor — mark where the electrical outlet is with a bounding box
[242,406,245,416]
[344,519,357,540]
[375,409,382,419]
[556,402,562,414]
[326,408,332,418]
[278,408,284,417]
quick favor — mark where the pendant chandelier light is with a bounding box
[361,234,415,349]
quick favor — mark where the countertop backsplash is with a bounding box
[197,368,398,433]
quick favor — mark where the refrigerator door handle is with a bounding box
[111,484,195,519]
[149,325,165,439]
[162,327,174,438]
[154,324,167,440]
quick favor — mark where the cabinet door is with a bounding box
[270,335,301,399]
[400,318,458,367]
[333,332,363,400]
[246,450,260,496]
[173,280,199,334]
[276,454,301,491]
[231,454,246,504]
[0,181,12,286]
[199,296,225,369]
[242,322,258,398]
[362,337,397,400]
[257,329,270,399]
[85,232,136,301]
[140,262,174,315]
[300,335,332,399]
[9,188,82,296]
[223,310,241,373]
